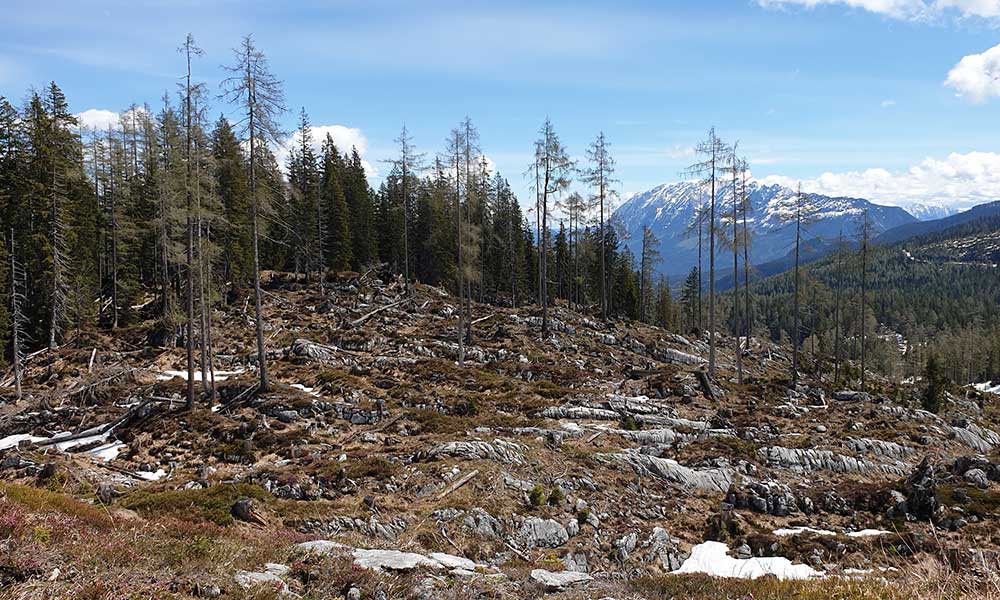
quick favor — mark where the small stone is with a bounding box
[815,425,827,433]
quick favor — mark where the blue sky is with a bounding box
[3,0,1000,211]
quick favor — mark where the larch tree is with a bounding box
[858,208,875,392]
[389,125,425,296]
[8,230,27,401]
[445,127,468,365]
[180,33,204,409]
[531,118,573,338]
[220,34,286,393]
[639,224,661,322]
[785,183,818,387]
[686,128,728,377]
[582,132,616,320]
[739,158,753,359]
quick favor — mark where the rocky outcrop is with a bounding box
[650,346,706,366]
[641,527,688,571]
[950,421,1000,453]
[844,437,915,462]
[421,440,526,465]
[530,569,593,590]
[517,517,569,548]
[538,406,620,421]
[759,446,905,476]
[726,480,814,516]
[596,451,734,493]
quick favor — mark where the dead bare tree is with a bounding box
[180,33,204,409]
[388,124,425,297]
[220,34,287,393]
[582,132,617,320]
[686,128,729,377]
[8,229,27,401]
[530,118,573,338]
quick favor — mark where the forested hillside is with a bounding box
[749,215,1000,384]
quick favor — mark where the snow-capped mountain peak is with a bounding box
[612,180,918,277]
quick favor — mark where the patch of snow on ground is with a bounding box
[289,383,319,396]
[0,434,46,450]
[845,529,892,538]
[773,526,836,537]
[54,432,110,452]
[973,382,1000,395]
[157,369,243,382]
[136,469,167,481]
[674,541,824,580]
[86,441,126,462]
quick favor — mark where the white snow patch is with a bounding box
[773,526,836,537]
[973,381,1000,395]
[289,383,320,396]
[86,441,127,462]
[845,529,892,538]
[54,432,110,452]
[157,369,243,382]
[0,433,46,450]
[136,469,167,481]
[674,541,824,580]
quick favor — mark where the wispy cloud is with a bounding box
[757,0,1000,20]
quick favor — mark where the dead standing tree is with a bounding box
[582,132,617,321]
[220,34,287,393]
[8,230,28,401]
[781,183,819,387]
[685,128,729,377]
[530,118,573,338]
[387,124,425,298]
[180,33,204,409]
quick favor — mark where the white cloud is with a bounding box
[945,43,1000,102]
[73,106,149,132]
[279,124,376,179]
[759,150,1000,210]
[880,99,897,108]
[73,108,120,131]
[757,0,1000,19]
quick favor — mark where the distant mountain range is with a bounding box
[877,201,1000,245]
[613,181,918,279]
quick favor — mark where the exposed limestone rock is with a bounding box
[759,446,905,476]
[462,508,504,538]
[650,346,706,366]
[530,569,593,590]
[595,451,735,493]
[641,527,688,571]
[832,390,871,402]
[352,549,444,571]
[299,514,408,541]
[518,517,569,548]
[950,421,1000,452]
[538,406,620,421]
[844,437,915,461]
[422,440,526,465]
[726,480,813,516]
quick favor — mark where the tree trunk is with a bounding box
[248,51,269,393]
[185,46,196,410]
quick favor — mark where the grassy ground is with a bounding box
[3,481,1000,600]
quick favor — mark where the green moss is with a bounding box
[1,483,111,528]
[121,483,269,526]
[938,484,1000,516]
